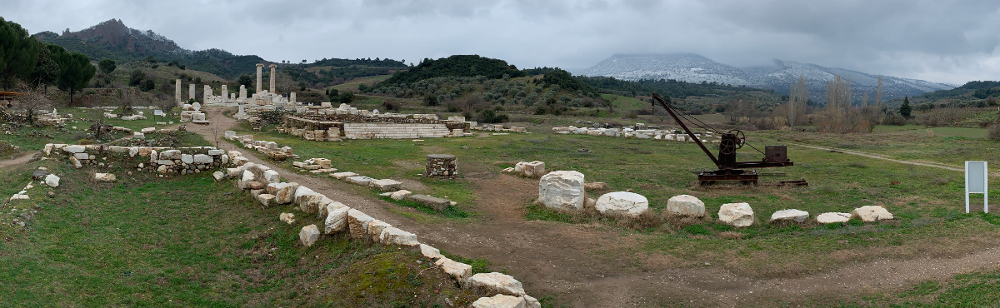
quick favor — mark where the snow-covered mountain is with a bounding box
[575,54,955,102]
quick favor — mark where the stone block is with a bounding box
[390,190,412,201]
[769,209,810,223]
[345,176,375,186]
[408,194,450,211]
[595,191,649,217]
[325,207,350,234]
[472,295,526,308]
[538,171,585,211]
[370,179,403,192]
[436,257,473,282]
[193,154,212,164]
[299,224,320,247]
[181,154,193,164]
[379,227,419,246]
[666,195,706,217]
[719,202,754,227]
[257,194,276,207]
[347,209,374,239]
[332,172,357,180]
[94,173,116,182]
[851,206,894,222]
[367,220,392,242]
[464,272,526,296]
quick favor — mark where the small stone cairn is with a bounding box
[425,154,457,178]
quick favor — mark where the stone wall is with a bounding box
[44,143,230,174]
[344,123,452,139]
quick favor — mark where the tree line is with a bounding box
[1,17,95,105]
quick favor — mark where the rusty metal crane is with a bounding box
[651,93,804,185]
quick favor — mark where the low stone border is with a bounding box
[220,155,539,307]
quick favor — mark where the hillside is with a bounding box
[375,55,525,87]
[575,54,955,103]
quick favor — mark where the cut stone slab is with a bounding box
[537,171,585,211]
[70,156,82,168]
[256,194,276,207]
[181,154,193,164]
[294,187,327,214]
[472,294,526,308]
[299,224,320,247]
[408,194,450,211]
[331,171,357,180]
[851,206,894,222]
[212,171,225,182]
[595,191,649,217]
[347,209,375,239]
[367,220,392,242]
[817,212,852,224]
[159,149,181,160]
[420,244,443,260]
[345,176,375,186]
[279,212,295,224]
[435,257,473,282]
[379,226,419,246]
[246,181,265,190]
[464,272,526,296]
[262,170,280,184]
[193,154,212,164]
[44,174,60,188]
[719,202,754,227]
[324,207,350,234]
[63,145,85,153]
[769,209,810,223]
[370,179,403,192]
[94,173,116,182]
[266,182,299,204]
[666,195,705,217]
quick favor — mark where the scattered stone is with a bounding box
[32,170,50,180]
[537,171,585,211]
[666,195,706,217]
[436,257,473,282]
[408,194,450,211]
[379,227,419,246]
[851,206,894,222]
[69,156,82,168]
[262,170,280,184]
[212,171,225,182]
[345,175,375,186]
[299,224,320,247]
[595,191,649,217]
[266,182,300,204]
[472,295,526,308]
[294,186,325,213]
[94,173,116,182]
[464,272,526,296]
[390,190,412,201]
[247,180,265,190]
[347,209,375,239]
[523,295,541,308]
[719,202,754,227]
[279,212,295,224]
[44,174,60,188]
[257,194,277,207]
[318,200,345,219]
[817,212,851,224]
[367,220,392,242]
[769,209,810,223]
[420,244,443,260]
[325,207,350,234]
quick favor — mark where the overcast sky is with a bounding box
[5,0,1000,84]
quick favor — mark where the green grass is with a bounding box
[0,158,480,307]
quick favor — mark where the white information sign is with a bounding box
[965,161,988,213]
[153,110,163,116]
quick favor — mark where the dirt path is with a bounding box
[0,152,35,170]
[174,108,1000,307]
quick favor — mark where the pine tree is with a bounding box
[899,96,912,118]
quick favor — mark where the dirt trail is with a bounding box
[172,108,1000,307]
[0,152,35,170]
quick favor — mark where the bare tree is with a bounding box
[875,75,883,108]
[788,75,807,127]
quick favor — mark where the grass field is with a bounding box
[0,151,485,307]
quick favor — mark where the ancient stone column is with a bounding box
[221,85,228,102]
[256,64,264,94]
[269,64,277,94]
[290,92,296,103]
[239,85,246,100]
[203,85,212,103]
[175,79,181,105]
[189,84,195,102]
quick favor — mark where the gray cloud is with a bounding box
[5,0,999,84]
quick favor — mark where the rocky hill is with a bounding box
[576,54,956,103]
[55,19,181,53]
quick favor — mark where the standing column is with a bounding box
[203,85,212,103]
[255,64,264,94]
[290,92,296,103]
[269,64,277,94]
[189,84,195,102]
[221,85,228,101]
[239,85,246,100]
[175,79,181,105]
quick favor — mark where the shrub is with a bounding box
[989,123,1000,141]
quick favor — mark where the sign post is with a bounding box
[154,109,163,124]
[965,161,988,213]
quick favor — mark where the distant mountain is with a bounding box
[35,18,264,79]
[575,54,956,103]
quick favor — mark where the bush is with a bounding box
[989,124,1000,141]
[476,109,508,124]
